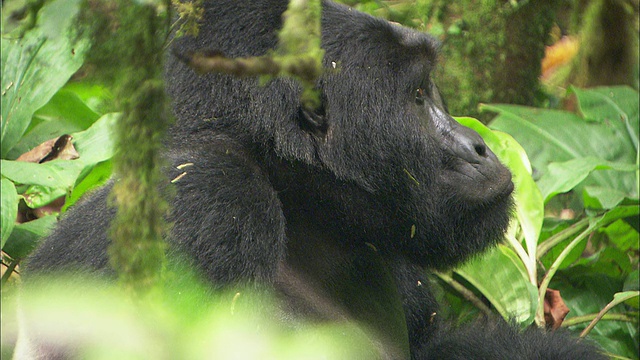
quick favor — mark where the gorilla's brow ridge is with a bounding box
[396,26,440,65]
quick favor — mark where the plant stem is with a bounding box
[535,221,599,326]
[0,258,19,286]
[506,233,536,285]
[561,313,637,327]
[536,217,590,259]
[581,291,640,337]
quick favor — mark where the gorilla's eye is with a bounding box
[415,88,426,106]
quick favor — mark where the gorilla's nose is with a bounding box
[450,125,489,164]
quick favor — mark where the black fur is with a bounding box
[24,1,605,359]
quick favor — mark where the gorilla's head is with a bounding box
[167,0,514,270]
[304,7,513,269]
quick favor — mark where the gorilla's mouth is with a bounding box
[434,117,514,204]
[441,158,514,205]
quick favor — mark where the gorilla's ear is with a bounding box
[299,100,327,137]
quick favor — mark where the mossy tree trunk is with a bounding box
[434,0,560,121]
[569,0,639,88]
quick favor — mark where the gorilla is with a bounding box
[21,0,605,359]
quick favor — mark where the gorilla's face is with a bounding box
[297,11,514,269]
[421,85,513,204]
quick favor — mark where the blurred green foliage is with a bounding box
[3,264,376,359]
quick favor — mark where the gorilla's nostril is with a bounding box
[474,144,487,157]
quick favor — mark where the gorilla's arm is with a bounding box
[166,135,287,284]
[25,135,287,286]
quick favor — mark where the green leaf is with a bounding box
[72,113,118,165]
[35,89,102,128]
[455,245,538,325]
[0,159,84,189]
[63,160,112,212]
[1,0,88,157]
[1,179,19,248]
[23,185,67,209]
[493,131,544,255]
[583,186,633,209]
[570,86,639,151]
[0,113,116,210]
[6,89,102,159]
[484,105,588,165]
[623,271,639,309]
[537,157,637,203]
[603,220,640,252]
[599,205,640,227]
[559,275,638,357]
[2,215,56,259]
[541,236,589,271]
[61,82,113,115]
[613,291,639,310]
[573,247,631,278]
[485,91,637,199]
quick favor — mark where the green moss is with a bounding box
[77,0,172,297]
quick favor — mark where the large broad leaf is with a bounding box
[603,220,640,253]
[484,87,638,201]
[570,86,639,152]
[1,0,88,158]
[72,112,118,165]
[0,159,85,189]
[455,245,538,326]
[537,157,637,203]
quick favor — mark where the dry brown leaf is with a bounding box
[15,135,79,223]
[16,135,79,163]
[544,288,570,329]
